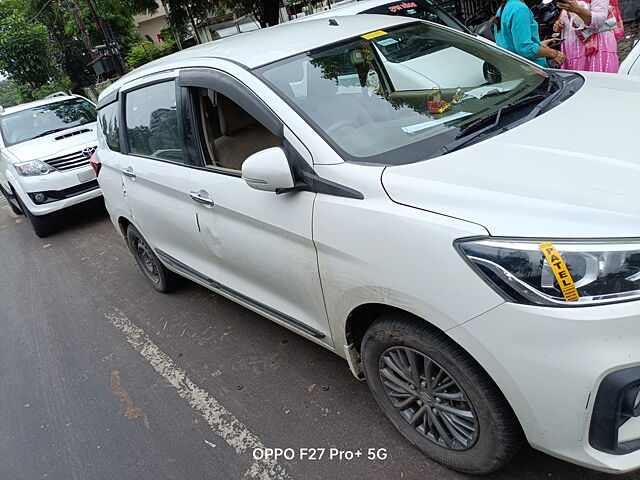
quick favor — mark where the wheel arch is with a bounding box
[346,303,427,354]
[345,302,526,437]
[117,215,132,238]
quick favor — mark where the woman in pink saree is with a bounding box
[553,0,624,72]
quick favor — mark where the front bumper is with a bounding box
[448,300,640,473]
[15,165,101,215]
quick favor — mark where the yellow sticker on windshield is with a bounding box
[538,241,580,302]
[361,30,388,40]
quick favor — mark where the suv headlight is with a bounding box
[457,238,640,307]
[14,160,56,176]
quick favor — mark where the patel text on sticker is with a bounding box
[538,242,580,302]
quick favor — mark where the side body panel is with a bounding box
[311,162,505,354]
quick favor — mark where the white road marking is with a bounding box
[106,308,290,480]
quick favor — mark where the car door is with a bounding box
[120,74,212,280]
[178,68,332,344]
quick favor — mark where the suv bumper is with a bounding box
[448,300,640,473]
[15,165,101,215]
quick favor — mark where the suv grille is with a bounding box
[44,146,96,171]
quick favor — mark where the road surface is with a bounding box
[0,197,636,480]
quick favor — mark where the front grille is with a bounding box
[44,146,96,171]
[54,128,92,141]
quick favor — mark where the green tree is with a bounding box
[26,0,95,94]
[218,0,281,29]
[59,0,153,57]
[0,1,58,99]
[0,78,19,107]
[126,39,176,69]
[162,0,219,44]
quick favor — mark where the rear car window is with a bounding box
[124,81,184,163]
[98,102,120,152]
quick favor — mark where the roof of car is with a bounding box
[100,15,413,101]
[0,94,79,116]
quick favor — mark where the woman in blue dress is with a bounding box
[494,0,567,67]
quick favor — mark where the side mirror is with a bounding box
[241,147,295,192]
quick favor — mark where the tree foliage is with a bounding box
[0,78,19,107]
[25,0,94,94]
[0,0,284,101]
[162,0,218,43]
[126,39,177,69]
[0,1,56,98]
[218,0,281,29]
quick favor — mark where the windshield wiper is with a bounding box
[32,127,70,139]
[517,75,567,123]
[438,94,546,156]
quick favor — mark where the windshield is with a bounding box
[257,23,551,165]
[361,0,468,33]
[0,98,96,147]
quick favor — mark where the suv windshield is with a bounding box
[0,98,96,147]
[361,0,468,33]
[257,22,556,165]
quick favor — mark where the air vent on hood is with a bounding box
[54,128,92,140]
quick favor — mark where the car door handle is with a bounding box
[190,190,215,207]
[122,166,136,179]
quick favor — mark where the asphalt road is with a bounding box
[1,197,639,480]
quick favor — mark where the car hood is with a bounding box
[5,123,97,162]
[381,73,640,238]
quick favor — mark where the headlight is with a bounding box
[457,238,640,307]
[14,160,56,176]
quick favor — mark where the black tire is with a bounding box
[15,193,56,238]
[0,184,22,215]
[126,225,178,293]
[361,313,523,474]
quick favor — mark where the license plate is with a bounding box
[77,169,96,183]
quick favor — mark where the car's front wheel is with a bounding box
[126,225,178,293]
[361,313,523,474]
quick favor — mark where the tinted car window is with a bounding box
[0,98,96,147]
[98,102,120,152]
[125,81,184,163]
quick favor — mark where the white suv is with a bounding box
[96,16,640,475]
[0,93,101,237]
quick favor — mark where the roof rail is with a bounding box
[44,91,70,99]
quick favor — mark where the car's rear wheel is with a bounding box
[126,225,178,293]
[361,313,523,474]
[15,193,56,238]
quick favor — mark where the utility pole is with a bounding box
[85,0,126,76]
[161,0,182,50]
[184,3,202,44]
[67,0,98,60]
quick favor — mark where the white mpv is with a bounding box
[0,93,101,237]
[95,15,640,474]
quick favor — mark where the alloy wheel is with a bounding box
[379,346,478,450]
